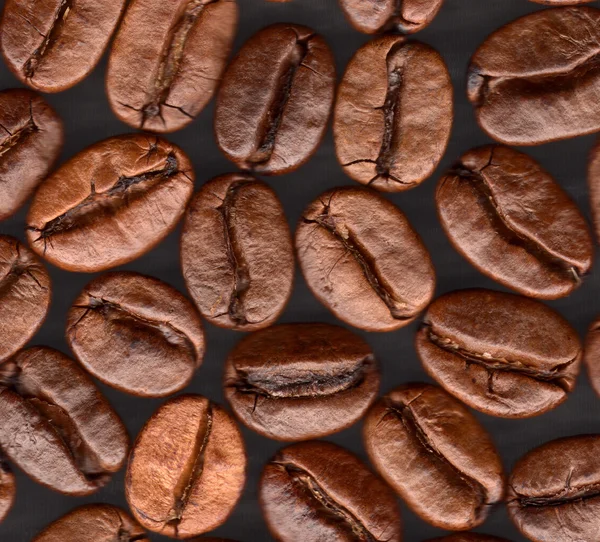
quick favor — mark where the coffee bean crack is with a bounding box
[513,478,600,509]
[0,101,38,159]
[0,241,47,299]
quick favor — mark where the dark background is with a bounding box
[0,0,599,540]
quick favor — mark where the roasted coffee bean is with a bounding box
[296,186,435,331]
[417,289,581,418]
[260,441,402,542]
[0,235,51,363]
[339,0,444,34]
[587,137,600,243]
[426,535,512,542]
[32,504,148,542]
[0,457,14,524]
[334,35,452,192]
[107,0,238,133]
[126,395,246,538]
[0,347,128,495]
[214,24,335,175]
[363,383,505,531]
[224,323,379,441]
[0,89,63,221]
[584,317,600,398]
[467,7,600,145]
[66,271,205,397]
[437,145,592,299]
[26,134,194,272]
[181,173,294,331]
[507,435,600,542]
[0,0,126,93]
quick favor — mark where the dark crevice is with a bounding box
[0,103,38,159]
[514,483,600,508]
[0,242,47,299]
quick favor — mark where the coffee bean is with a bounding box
[507,435,600,542]
[0,235,50,363]
[66,271,205,397]
[437,145,592,299]
[334,35,452,192]
[363,383,505,531]
[224,323,379,441]
[181,173,294,331]
[260,440,402,542]
[0,0,126,92]
[126,395,246,538]
[0,347,128,495]
[339,0,444,34]
[0,457,15,524]
[426,535,512,542]
[0,89,63,221]
[467,7,600,145]
[26,134,194,272]
[587,137,600,244]
[296,186,435,331]
[214,23,335,175]
[107,0,238,133]
[32,504,148,542]
[584,317,600,399]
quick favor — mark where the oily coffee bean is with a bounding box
[0,457,15,524]
[296,186,435,331]
[126,394,246,538]
[363,383,504,531]
[0,0,126,93]
[66,271,205,397]
[0,89,63,221]
[437,145,593,299]
[224,323,379,441]
[32,504,148,542]
[507,435,600,542]
[260,440,402,542]
[584,317,600,398]
[334,35,452,192]
[26,134,194,272]
[214,23,335,175]
[0,347,128,495]
[0,235,50,363]
[107,0,238,133]
[416,289,581,418]
[426,536,511,542]
[181,173,294,331]
[467,7,600,145]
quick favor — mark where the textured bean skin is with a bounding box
[467,7,600,145]
[32,504,148,541]
[181,173,294,331]
[437,145,593,299]
[107,0,238,133]
[0,0,126,92]
[66,272,205,397]
[0,459,14,524]
[334,35,452,192]
[0,347,128,495]
[426,535,511,542]
[215,24,335,175]
[26,134,194,273]
[587,137,600,244]
[224,323,379,441]
[363,383,504,531]
[296,186,435,332]
[507,435,600,542]
[0,89,63,221]
[126,395,246,539]
[260,441,402,542]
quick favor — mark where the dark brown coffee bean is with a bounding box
[260,440,402,542]
[0,235,50,363]
[126,394,246,538]
[339,0,444,34]
[0,0,126,93]
[467,7,600,145]
[296,186,435,331]
[416,289,581,418]
[224,323,379,441]
[0,347,128,495]
[214,24,335,175]
[437,145,592,299]
[66,271,205,397]
[26,134,194,272]
[0,89,63,221]
[0,457,15,524]
[507,435,600,542]
[32,504,148,542]
[334,35,452,192]
[426,535,512,542]
[363,383,504,531]
[107,0,238,133]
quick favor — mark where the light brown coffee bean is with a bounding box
[0,457,14,524]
